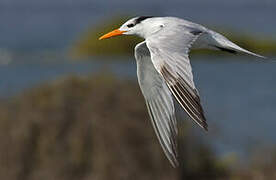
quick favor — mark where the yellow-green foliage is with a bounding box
[71,16,143,58]
[71,16,276,59]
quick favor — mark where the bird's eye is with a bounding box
[127,23,135,28]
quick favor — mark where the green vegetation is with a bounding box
[71,16,276,59]
[71,16,143,58]
[1,74,276,179]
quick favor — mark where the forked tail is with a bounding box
[207,30,266,58]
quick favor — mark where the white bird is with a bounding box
[99,16,264,167]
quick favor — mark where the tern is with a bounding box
[99,16,264,167]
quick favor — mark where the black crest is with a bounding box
[135,16,154,25]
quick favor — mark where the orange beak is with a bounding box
[99,29,127,40]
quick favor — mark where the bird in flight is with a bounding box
[99,16,264,167]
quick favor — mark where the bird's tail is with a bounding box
[204,30,266,58]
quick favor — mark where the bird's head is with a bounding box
[99,16,165,40]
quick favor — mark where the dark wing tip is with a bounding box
[214,45,237,54]
[160,65,209,131]
[196,104,208,131]
[201,117,208,131]
[193,110,208,132]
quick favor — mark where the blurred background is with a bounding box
[0,0,276,179]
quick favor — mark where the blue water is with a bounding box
[1,57,276,158]
[192,58,276,157]
[0,0,275,53]
[0,58,136,96]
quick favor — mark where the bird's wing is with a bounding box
[135,41,179,167]
[146,24,208,130]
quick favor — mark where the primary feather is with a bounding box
[135,41,179,167]
[100,16,265,167]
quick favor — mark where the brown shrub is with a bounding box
[0,74,228,180]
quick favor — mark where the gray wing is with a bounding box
[135,41,179,167]
[146,22,208,131]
